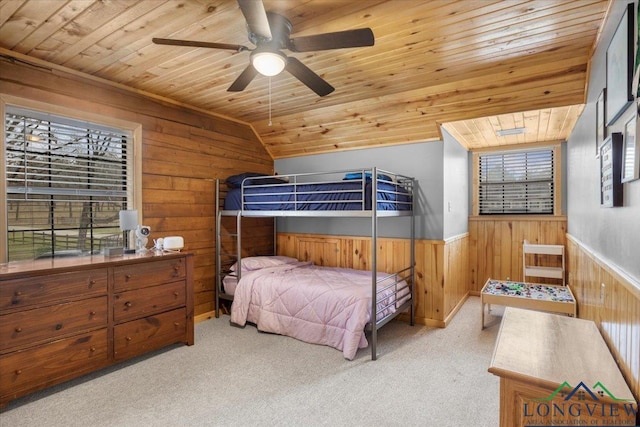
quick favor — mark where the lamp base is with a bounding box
[122,230,135,254]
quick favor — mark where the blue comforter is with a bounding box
[224,181,411,211]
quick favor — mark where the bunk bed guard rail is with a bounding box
[223,168,413,216]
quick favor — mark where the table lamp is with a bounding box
[119,209,138,254]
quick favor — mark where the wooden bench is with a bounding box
[489,308,637,427]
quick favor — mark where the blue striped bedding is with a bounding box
[224,180,411,211]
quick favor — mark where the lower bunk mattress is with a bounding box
[228,259,410,360]
[224,180,411,211]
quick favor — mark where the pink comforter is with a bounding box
[230,262,407,360]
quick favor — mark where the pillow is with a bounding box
[226,172,266,188]
[226,172,287,188]
[247,176,288,186]
[343,172,393,182]
[229,256,298,272]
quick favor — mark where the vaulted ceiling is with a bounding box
[0,0,609,158]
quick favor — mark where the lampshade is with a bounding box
[251,50,286,76]
[119,209,138,231]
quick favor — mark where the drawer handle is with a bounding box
[124,302,132,308]
[14,291,22,297]
[89,311,96,316]
[55,324,63,330]
[125,274,132,280]
[15,327,22,333]
[173,291,179,297]
[174,322,180,326]
[125,336,132,341]
[15,369,22,375]
[89,280,96,286]
[90,346,96,352]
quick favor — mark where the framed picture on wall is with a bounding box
[606,3,634,125]
[600,133,624,207]
[633,1,640,99]
[596,88,606,157]
[622,112,639,182]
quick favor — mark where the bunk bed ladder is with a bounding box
[371,172,379,360]
[370,168,416,360]
[215,180,241,318]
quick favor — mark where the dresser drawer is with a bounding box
[113,281,185,323]
[0,269,107,311]
[0,296,108,353]
[114,308,187,361]
[0,328,109,400]
[113,258,186,292]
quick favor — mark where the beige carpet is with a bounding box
[1,296,503,426]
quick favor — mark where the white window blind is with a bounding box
[478,149,554,215]
[4,106,131,261]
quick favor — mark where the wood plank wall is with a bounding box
[468,216,568,292]
[277,232,470,327]
[444,233,470,319]
[0,59,275,319]
[566,235,640,404]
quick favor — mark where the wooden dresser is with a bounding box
[0,252,194,408]
[489,308,637,427]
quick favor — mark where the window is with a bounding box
[3,103,137,261]
[476,147,556,215]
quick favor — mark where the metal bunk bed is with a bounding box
[215,167,415,360]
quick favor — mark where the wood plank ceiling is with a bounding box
[0,0,609,158]
[442,104,585,150]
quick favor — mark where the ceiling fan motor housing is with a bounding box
[248,12,292,50]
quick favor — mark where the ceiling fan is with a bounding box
[152,0,374,97]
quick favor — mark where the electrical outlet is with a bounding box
[600,283,605,304]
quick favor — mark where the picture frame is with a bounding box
[631,2,640,99]
[600,132,624,207]
[633,2,640,99]
[622,112,639,182]
[606,3,634,125]
[596,88,606,157]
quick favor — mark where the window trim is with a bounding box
[472,143,562,217]
[1,94,143,262]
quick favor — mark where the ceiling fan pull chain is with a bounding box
[268,76,273,126]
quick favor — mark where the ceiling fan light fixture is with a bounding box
[251,50,286,76]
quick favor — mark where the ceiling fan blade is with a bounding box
[237,0,272,40]
[285,57,334,97]
[288,28,374,52]
[227,64,259,92]
[152,38,247,52]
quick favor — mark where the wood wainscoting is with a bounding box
[468,216,568,293]
[566,235,640,404]
[276,232,470,327]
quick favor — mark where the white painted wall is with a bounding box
[442,128,469,239]
[567,0,640,282]
[274,140,450,239]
